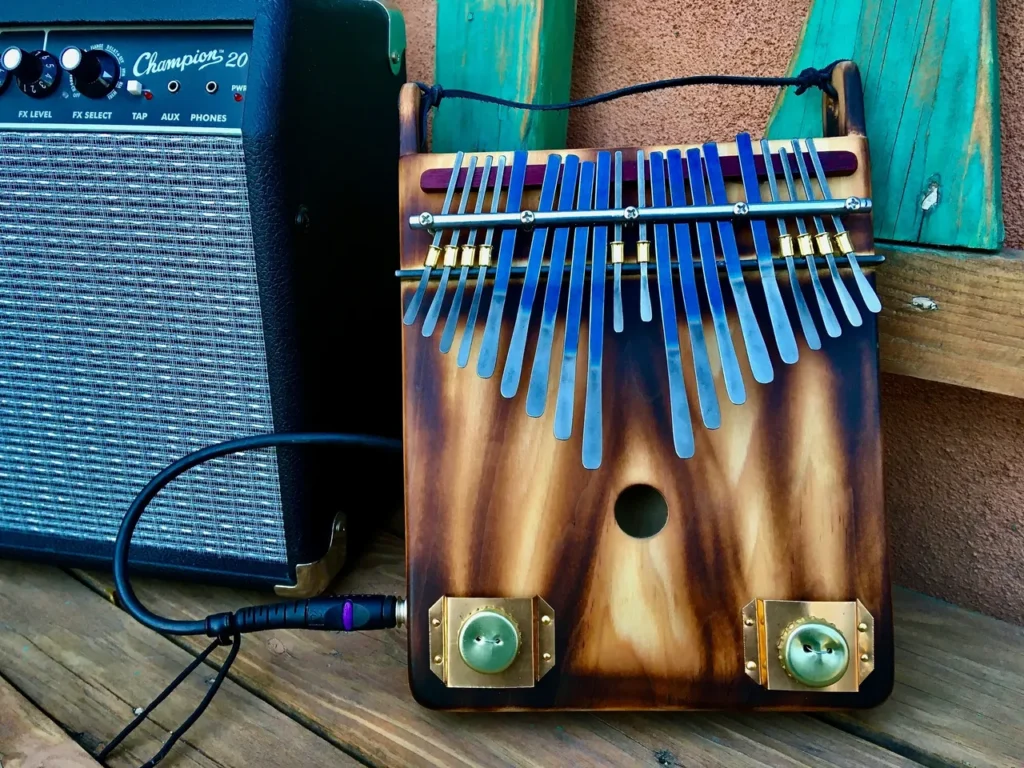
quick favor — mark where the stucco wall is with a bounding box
[396,0,1024,624]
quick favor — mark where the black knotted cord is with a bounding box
[414,62,841,151]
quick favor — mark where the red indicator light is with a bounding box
[144,91,153,100]
[234,93,243,102]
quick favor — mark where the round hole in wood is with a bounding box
[614,484,668,538]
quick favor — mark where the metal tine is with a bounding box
[778,146,842,338]
[734,132,799,364]
[790,139,862,327]
[553,161,596,441]
[701,142,774,384]
[477,150,530,378]
[500,154,563,397]
[423,155,478,337]
[804,137,882,313]
[404,150,464,325]
[526,154,581,418]
[636,150,653,322]
[582,151,612,470]
[441,155,492,353]
[458,155,506,368]
[760,139,821,351]
[666,149,722,428]
[648,151,696,459]
[684,147,746,405]
[611,151,625,333]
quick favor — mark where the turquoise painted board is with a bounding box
[432,0,577,153]
[766,0,1003,251]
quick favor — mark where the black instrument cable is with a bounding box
[100,432,404,768]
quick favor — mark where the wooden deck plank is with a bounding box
[0,562,361,768]
[824,589,1024,768]
[0,675,100,767]
[77,534,914,768]
[876,245,1024,399]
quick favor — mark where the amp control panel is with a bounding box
[0,26,252,132]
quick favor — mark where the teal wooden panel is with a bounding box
[766,0,1003,251]
[432,0,577,153]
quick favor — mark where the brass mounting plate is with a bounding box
[428,596,556,688]
[742,598,875,692]
[274,511,347,598]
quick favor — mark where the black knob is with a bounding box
[61,47,120,99]
[1,47,61,98]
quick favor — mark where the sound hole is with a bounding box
[614,484,668,538]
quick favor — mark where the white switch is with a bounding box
[127,79,144,96]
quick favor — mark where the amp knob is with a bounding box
[0,47,61,98]
[60,47,120,99]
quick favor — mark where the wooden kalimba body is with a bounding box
[397,62,891,711]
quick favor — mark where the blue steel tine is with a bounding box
[790,138,862,327]
[804,137,882,313]
[666,149,721,428]
[684,147,747,404]
[778,145,842,338]
[760,138,821,351]
[423,154,478,337]
[636,149,653,322]
[582,151,612,470]
[734,132,799,364]
[526,154,581,418]
[612,150,624,333]
[500,154,563,397]
[440,154,492,353]
[404,150,463,325]
[701,141,774,384]
[647,151,696,459]
[553,161,596,441]
[458,154,507,368]
[477,150,530,378]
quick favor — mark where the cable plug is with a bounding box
[222,595,405,636]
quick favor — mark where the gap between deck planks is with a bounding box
[44,531,1024,768]
[0,674,100,767]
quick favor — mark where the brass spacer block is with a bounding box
[443,244,459,267]
[425,244,442,268]
[610,241,625,264]
[460,244,476,267]
[835,230,854,255]
[636,240,650,263]
[797,233,815,258]
[815,232,833,256]
[478,244,493,267]
[779,234,795,258]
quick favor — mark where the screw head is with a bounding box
[858,622,868,632]
[540,615,551,625]
[733,202,749,216]
[419,212,434,227]
[433,654,443,664]
[520,210,536,226]
[542,652,552,661]
[624,206,640,221]
[744,617,755,627]
[745,660,757,670]
[432,618,441,627]
[845,196,862,211]
[861,653,870,662]
[390,52,400,64]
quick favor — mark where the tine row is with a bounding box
[403,134,881,469]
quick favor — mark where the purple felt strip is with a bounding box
[419,150,858,193]
[343,600,353,631]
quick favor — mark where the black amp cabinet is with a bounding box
[0,0,406,594]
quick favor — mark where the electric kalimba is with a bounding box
[397,61,891,711]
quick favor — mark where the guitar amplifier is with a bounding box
[0,0,406,593]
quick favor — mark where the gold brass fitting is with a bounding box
[425,243,442,268]
[478,244,493,267]
[835,230,854,255]
[443,244,459,267]
[779,234,795,258]
[460,244,476,267]
[815,232,833,256]
[636,240,650,263]
[610,241,625,264]
[796,233,815,258]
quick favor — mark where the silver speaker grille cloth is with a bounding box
[0,131,287,564]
